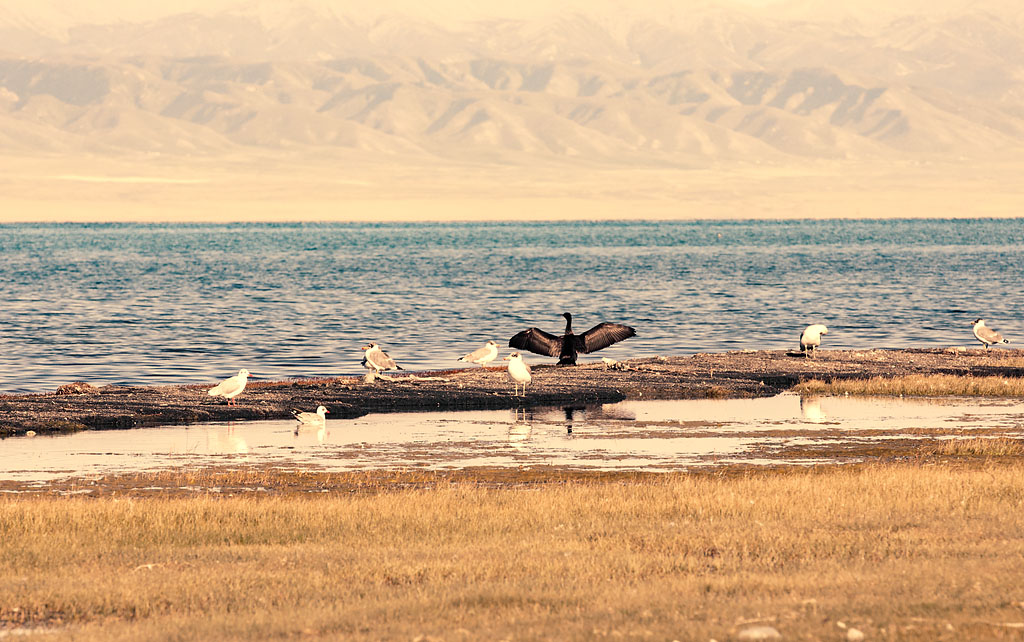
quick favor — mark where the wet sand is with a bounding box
[1,347,1021,436]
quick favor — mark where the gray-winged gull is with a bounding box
[361,342,403,373]
[293,405,329,427]
[458,340,499,366]
[973,318,1010,349]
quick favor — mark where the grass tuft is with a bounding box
[793,374,1024,397]
[926,437,1024,457]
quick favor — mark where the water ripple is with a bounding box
[0,220,1022,392]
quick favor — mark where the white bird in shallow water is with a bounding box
[207,368,251,405]
[361,343,403,373]
[292,405,329,428]
[458,340,499,367]
[503,352,532,397]
[800,324,829,357]
[973,318,1010,349]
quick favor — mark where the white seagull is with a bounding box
[800,324,829,357]
[503,352,532,397]
[207,368,251,405]
[458,340,499,367]
[292,405,329,428]
[361,342,403,373]
[973,318,1010,349]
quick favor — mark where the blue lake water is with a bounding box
[0,219,1022,393]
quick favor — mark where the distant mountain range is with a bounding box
[1,0,1022,167]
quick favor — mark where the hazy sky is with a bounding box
[5,0,785,28]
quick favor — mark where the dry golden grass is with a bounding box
[3,464,1024,641]
[927,437,1024,457]
[794,374,1024,397]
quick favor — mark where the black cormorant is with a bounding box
[508,312,636,366]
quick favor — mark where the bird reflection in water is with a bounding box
[294,425,328,444]
[507,407,532,444]
[209,427,249,455]
[563,406,586,435]
[800,396,826,423]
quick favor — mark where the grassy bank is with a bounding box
[793,374,1024,397]
[3,464,1024,641]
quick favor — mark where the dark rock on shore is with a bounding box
[1,348,1021,437]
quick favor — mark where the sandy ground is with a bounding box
[1,347,1022,436]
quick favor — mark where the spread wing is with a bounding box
[509,327,563,357]
[576,323,636,354]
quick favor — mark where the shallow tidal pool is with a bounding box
[3,393,1024,484]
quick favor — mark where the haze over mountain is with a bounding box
[1,0,1022,221]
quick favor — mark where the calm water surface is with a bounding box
[4,394,1024,483]
[1,219,1022,393]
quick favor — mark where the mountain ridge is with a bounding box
[0,2,1022,174]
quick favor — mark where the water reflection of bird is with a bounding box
[509,312,636,366]
[459,341,499,367]
[207,368,251,405]
[799,396,826,422]
[800,324,828,357]
[211,427,249,454]
[973,318,1010,349]
[293,405,329,429]
[294,425,327,443]
[507,423,532,443]
[503,352,532,397]
[361,343,403,373]
[563,406,583,434]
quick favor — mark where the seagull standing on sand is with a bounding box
[458,340,499,367]
[361,343,403,373]
[207,368,251,405]
[509,312,636,366]
[973,318,1010,349]
[292,405,329,428]
[800,324,828,357]
[503,352,532,397]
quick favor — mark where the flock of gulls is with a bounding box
[205,313,1012,429]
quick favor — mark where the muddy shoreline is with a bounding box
[2,348,1022,436]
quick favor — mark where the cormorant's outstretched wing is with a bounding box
[575,323,636,354]
[509,327,563,357]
